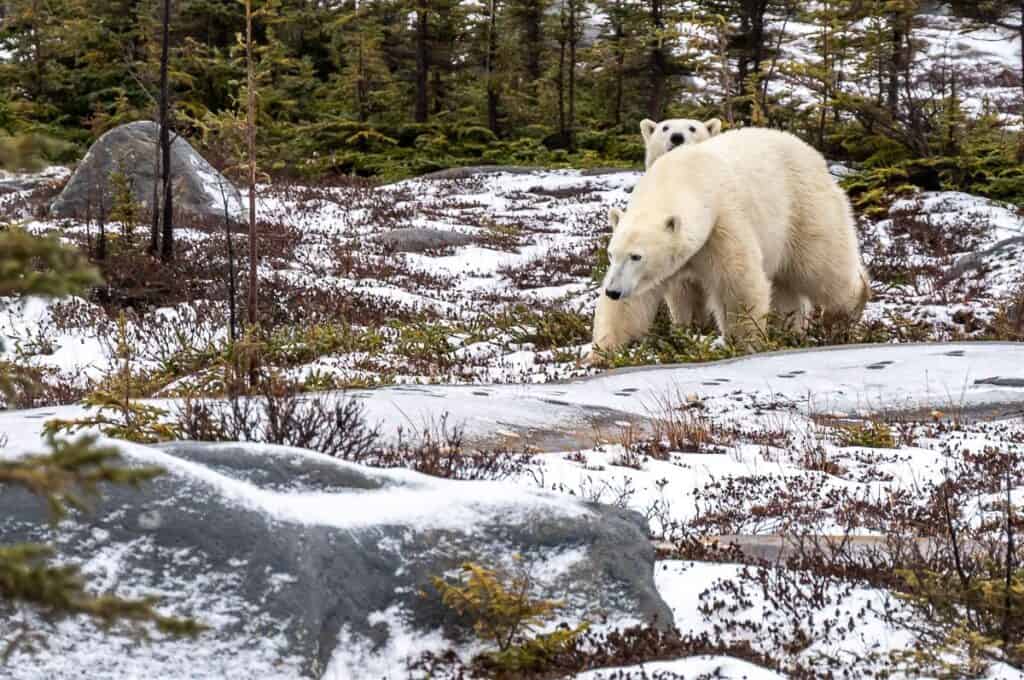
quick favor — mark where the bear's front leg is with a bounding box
[664,276,707,329]
[771,283,812,333]
[710,261,771,350]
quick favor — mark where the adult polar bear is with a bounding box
[641,117,722,169]
[590,127,870,356]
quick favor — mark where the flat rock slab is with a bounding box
[0,441,669,679]
[50,121,244,223]
[370,227,477,253]
[342,342,1024,447]
[941,235,1024,284]
[975,376,1024,388]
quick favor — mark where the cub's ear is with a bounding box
[665,216,678,232]
[705,118,722,136]
[640,119,657,142]
[608,207,623,230]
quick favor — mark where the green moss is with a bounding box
[835,420,896,448]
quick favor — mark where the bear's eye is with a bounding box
[630,254,642,262]
[662,125,669,132]
[689,125,697,133]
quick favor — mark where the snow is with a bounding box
[0,434,595,535]
[573,657,786,679]
[327,605,466,680]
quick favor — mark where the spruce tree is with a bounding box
[0,229,200,639]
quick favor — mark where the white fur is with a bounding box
[592,128,870,356]
[640,118,723,170]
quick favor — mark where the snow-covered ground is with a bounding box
[3,338,1024,677]
[2,165,1023,397]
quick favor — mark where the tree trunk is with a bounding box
[567,0,577,151]
[415,0,429,123]
[157,0,174,263]
[149,133,160,255]
[750,0,765,79]
[356,21,368,123]
[817,9,830,148]
[886,14,904,115]
[556,2,566,144]
[1019,7,1024,160]
[245,0,257,330]
[486,0,500,134]
[1019,40,1024,161]
[522,0,542,84]
[606,4,622,125]
[97,192,107,262]
[737,11,750,101]
[223,190,237,345]
[647,0,666,119]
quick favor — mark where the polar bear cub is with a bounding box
[590,127,870,357]
[641,118,723,169]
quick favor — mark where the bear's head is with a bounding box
[602,202,712,301]
[640,118,722,169]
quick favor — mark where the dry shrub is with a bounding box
[176,376,380,460]
[361,413,533,481]
[646,390,731,454]
[176,386,529,481]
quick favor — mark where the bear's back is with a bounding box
[641,127,831,201]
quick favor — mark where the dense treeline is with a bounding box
[0,0,1021,184]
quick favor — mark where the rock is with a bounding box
[371,227,477,253]
[940,235,1024,285]
[0,175,49,195]
[0,167,67,196]
[0,441,670,678]
[974,376,1024,388]
[50,121,244,223]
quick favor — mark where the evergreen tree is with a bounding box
[0,228,200,639]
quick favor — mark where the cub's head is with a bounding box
[602,206,681,301]
[640,118,722,169]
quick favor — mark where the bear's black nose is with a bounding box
[605,289,622,300]
[669,133,684,146]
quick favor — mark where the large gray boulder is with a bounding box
[50,121,244,223]
[0,441,669,679]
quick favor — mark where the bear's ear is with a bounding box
[705,118,722,136]
[664,216,678,232]
[640,119,657,142]
[608,207,623,231]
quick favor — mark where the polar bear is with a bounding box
[641,118,723,169]
[639,117,724,327]
[590,127,870,357]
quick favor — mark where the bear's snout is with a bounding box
[669,133,684,146]
[605,289,622,300]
